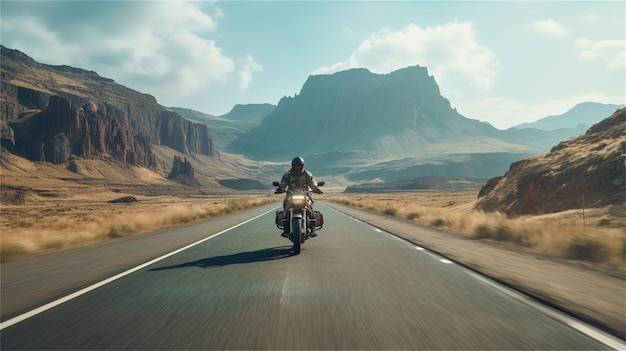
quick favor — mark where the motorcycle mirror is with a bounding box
[272,181,280,186]
[318,181,325,186]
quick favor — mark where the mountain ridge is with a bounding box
[512,102,626,131]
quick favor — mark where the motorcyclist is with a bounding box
[276,156,323,237]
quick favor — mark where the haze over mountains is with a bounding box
[1,45,622,191]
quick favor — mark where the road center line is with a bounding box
[0,207,278,331]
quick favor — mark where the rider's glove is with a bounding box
[312,188,323,194]
[275,187,285,194]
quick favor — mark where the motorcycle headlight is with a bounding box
[291,194,306,205]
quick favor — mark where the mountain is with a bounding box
[171,104,271,149]
[476,108,625,215]
[221,103,275,123]
[227,66,585,182]
[512,102,625,131]
[1,46,215,164]
[0,46,274,194]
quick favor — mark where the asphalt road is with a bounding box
[0,202,614,350]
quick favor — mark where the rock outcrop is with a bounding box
[476,108,625,215]
[167,156,199,186]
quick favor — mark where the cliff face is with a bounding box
[476,108,625,215]
[10,96,154,166]
[0,46,215,165]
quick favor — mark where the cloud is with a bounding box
[529,20,569,37]
[238,55,263,90]
[0,1,234,98]
[314,22,498,91]
[576,38,626,69]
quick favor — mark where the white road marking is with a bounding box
[415,246,450,262]
[0,207,278,331]
[280,275,291,307]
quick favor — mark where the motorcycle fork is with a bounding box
[288,208,308,238]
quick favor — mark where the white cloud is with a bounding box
[238,55,263,90]
[576,38,626,69]
[314,22,499,91]
[1,1,234,99]
[529,20,569,37]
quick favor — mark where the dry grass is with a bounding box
[1,193,275,262]
[327,191,625,272]
[0,149,284,262]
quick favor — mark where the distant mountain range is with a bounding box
[511,102,625,131]
[1,45,622,193]
[170,104,274,149]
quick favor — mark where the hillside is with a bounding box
[476,108,625,215]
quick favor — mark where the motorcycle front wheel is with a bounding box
[292,217,302,255]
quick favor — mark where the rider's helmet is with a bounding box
[291,157,304,173]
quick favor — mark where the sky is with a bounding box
[1,1,624,129]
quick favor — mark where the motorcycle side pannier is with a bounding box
[312,210,324,229]
[275,211,285,229]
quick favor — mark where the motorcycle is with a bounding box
[273,181,325,255]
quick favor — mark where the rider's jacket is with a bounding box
[280,168,319,191]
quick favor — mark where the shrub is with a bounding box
[494,224,514,241]
[383,207,397,216]
[431,218,446,227]
[108,224,136,238]
[406,212,420,220]
[474,224,492,239]
[566,235,609,263]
